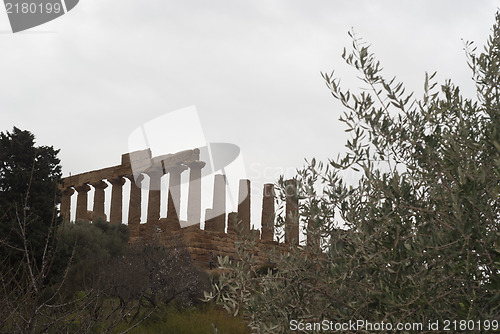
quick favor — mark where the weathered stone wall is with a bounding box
[134,225,278,269]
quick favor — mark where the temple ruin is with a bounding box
[59,149,301,268]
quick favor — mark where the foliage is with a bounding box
[208,11,500,333]
[55,218,129,293]
[1,212,213,333]
[0,129,214,334]
[67,242,212,333]
[98,243,210,310]
[0,190,76,334]
[0,127,62,266]
[0,128,66,333]
[0,203,132,333]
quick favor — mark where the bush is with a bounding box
[54,218,129,294]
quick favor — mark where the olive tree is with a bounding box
[207,11,500,333]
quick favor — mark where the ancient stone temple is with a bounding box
[59,149,301,269]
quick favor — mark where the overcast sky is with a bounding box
[0,0,498,226]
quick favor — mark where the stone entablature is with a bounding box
[61,149,199,189]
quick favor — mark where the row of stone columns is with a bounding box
[61,170,304,245]
[203,177,300,244]
[60,161,206,226]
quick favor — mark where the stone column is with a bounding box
[261,184,275,241]
[91,180,108,221]
[128,174,143,226]
[147,171,162,224]
[60,187,74,223]
[285,179,299,245]
[187,161,205,226]
[109,177,126,224]
[237,179,251,235]
[166,165,187,223]
[214,174,226,232]
[206,174,226,232]
[75,184,90,222]
[306,216,321,251]
[204,208,213,231]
